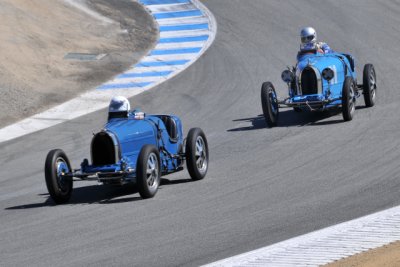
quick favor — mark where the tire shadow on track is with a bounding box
[227,110,345,131]
[5,178,193,209]
[161,178,193,185]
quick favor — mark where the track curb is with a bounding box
[203,205,400,266]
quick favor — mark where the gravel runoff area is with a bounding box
[0,0,158,128]
[324,241,400,267]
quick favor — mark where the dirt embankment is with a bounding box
[324,241,400,267]
[0,0,158,128]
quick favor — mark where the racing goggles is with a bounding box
[301,35,315,43]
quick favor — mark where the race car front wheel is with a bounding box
[186,128,208,181]
[342,77,356,121]
[363,64,376,107]
[44,149,73,204]
[261,82,279,127]
[136,145,161,199]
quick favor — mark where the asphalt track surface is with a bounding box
[1,1,400,266]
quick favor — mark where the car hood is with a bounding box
[297,53,343,74]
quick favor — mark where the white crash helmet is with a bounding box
[108,96,130,117]
[300,27,317,45]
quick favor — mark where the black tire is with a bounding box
[261,82,279,127]
[186,128,208,181]
[44,149,73,204]
[136,145,161,199]
[363,64,377,107]
[342,77,356,121]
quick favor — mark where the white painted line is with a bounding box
[157,16,209,26]
[133,65,186,72]
[141,54,202,62]
[202,205,400,267]
[103,76,163,84]
[0,0,217,143]
[160,29,211,38]
[155,41,206,49]
[146,3,196,12]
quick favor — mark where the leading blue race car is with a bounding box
[261,49,377,127]
[44,107,209,204]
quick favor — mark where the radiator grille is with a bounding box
[91,132,116,165]
[301,67,318,95]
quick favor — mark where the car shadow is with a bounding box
[355,105,369,110]
[227,115,267,131]
[5,184,141,209]
[227,109,344,131]
[6,177,194,210]
[161,178,193,185]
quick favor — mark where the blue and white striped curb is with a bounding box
[0,0,216,143]
[203,205,400,267]
[97,0,216,91]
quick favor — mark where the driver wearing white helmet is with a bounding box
[108,96,130,120]
[299,27,333,55]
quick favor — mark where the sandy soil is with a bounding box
[0,0,158,128]
[324,241,400,267]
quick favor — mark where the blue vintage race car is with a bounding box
[261,49,377,127]
[44,110,208,204]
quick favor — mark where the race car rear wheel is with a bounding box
[363,64,376,107]
[44,149,73,204]
[136,145,161,199]
[186,128,208,181]
[342,77,356,121]
[261,82,279,127]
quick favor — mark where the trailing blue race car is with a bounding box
[44,96,209,204]
[261,49,377,127]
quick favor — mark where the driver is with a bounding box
[108,96,130,120]
[299,27,333,54]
